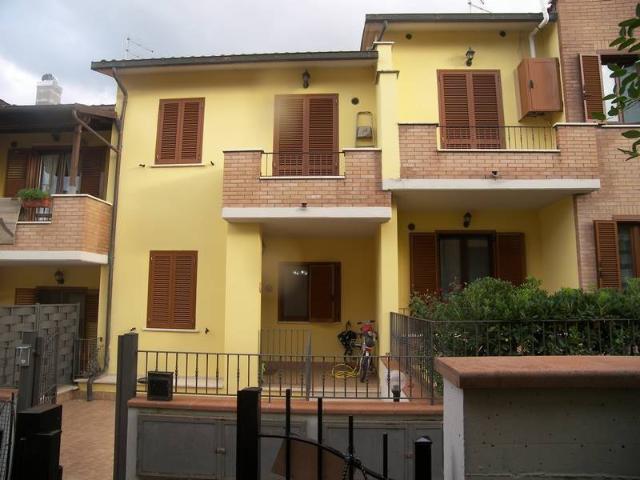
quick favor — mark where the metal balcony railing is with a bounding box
[261,151,346,177]
[437,125,557,150]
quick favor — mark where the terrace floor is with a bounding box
[60,399,115,480]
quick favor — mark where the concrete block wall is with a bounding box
[222,150,391,208]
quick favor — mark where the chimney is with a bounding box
[36,73,63,105]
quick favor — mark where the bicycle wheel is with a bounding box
[359,354,371,382]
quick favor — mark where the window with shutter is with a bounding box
[438,70,504,149]
[273,94,338,176]
[594,220,621,289]
[580,55,605,122]
[14,288,37,305]
[155,99,204,164]
[410,233,438,295]
[147,251,197,329]
[79,147,108,198]
[495,233,526,286]
[278,262,341,322]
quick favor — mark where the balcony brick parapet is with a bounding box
[398,124,600,180]
[1,195,112,255]
[222,150,391,208]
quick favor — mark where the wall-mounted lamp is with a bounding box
[302,70,311,89]
[463,212,472,228]
[54,269,65,285]
[465,47,476,67]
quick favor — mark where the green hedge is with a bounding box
[409,277,640,322]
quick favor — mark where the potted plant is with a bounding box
[16,188,52,208]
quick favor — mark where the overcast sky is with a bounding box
[0,0,542,105]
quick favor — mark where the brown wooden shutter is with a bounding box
[84,290,99,339]
[14,288,37,305]
[147,251,197,329]
[410,233,438,295]
[5,149,30,197]
[495,233,526,285]
[79,147,107,198]
[308,96,338,175]
[470,72,503,148]
[594,220,621,288]
[580,54,605,121]
[172,252,198,328]
[156,99,204,164]
[438,71,503,149]
[273,94,338,176]
[308,263,340,322]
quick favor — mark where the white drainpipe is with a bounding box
[529,0,551,58]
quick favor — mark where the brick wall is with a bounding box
[2,195,112,255]
[556,0,638,122]
[399,124,599,179]
[574,128,640,288]
[222,150,391,208]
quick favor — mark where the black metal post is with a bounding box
[414,436,432,480]
[285,389,291,480]
[16,332,37,413]
[348,416,354,480]
[382,433,388,479]
[113,333,138,480]
[317,397,323,480]
[237,387,261,480]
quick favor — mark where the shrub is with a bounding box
[16,188,50,201]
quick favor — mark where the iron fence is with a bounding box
[259,328,312,356]
[18,206,52,222]
[391,312,640,402]
[437,125,557,150]
[136,350,431,401]
[73,337,104,379]
[261,151,346,177]
[0,394,15,480]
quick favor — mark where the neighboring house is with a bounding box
[1,1,638,379]
[0,81,117,342]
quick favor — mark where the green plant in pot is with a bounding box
[16,188,52,208]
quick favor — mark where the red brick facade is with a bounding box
[399,124,599,180]
[2,195,112,255]
[222,150,391,208]
[556,0,640,287]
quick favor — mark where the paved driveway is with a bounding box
[60,399,115,480]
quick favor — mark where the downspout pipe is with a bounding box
[103,67,128,370]
[529,0,550,58]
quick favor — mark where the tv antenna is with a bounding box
[468,0,491,13]
[125,36,155,59]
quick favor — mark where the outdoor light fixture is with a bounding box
[463,212,472,228]
[54,269,65,285]
[302,70,311,88]
[465,47,476,66]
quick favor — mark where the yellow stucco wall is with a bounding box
[0,265,101,304]
[385,27,564,125]
[107,66,377,368]
[261,235,376,356]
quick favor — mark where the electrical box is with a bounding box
[517,58,563,119]
[147,371,174,401]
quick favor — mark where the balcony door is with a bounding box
[437,70,504,149]
[273,94,338,176]
[39,150,76,195]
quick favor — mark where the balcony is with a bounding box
[0,194,112,264]
[389,123,601,209]
[222,149,391,227]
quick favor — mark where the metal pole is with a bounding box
[348,416,354,480]
[383,433,388,479]
[113,333,138,480]
[237,387,261,480]
[16,332,37,412]
[317,397,323,480]
[414,436,432,480]
[285,389,291,480]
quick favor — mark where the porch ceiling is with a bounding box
[261,219,378,237]
[386,179,600,210]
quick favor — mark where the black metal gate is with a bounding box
[236,388,433,480]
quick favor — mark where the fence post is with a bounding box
[304,336,312,400]
[414,436,432,480]
[237,387,261,480]
[113,333,138,480]
[16,332,38,412]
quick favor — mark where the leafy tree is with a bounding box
[592,4,640,159]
